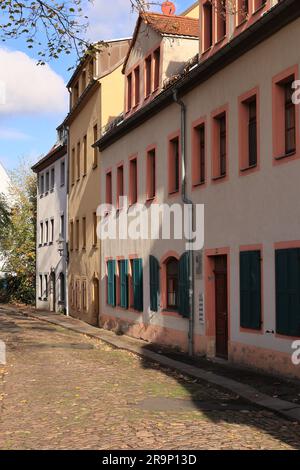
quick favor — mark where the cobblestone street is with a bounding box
[0,309,300,450]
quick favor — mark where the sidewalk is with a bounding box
[3,304,300,423]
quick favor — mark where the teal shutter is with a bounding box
[149,255,160,312]
[107,260,116,306]
[120,260,128,309]
[240,251,261,330]
[178,252,190,318]
[276,248,300,336]
[133,258,143,311]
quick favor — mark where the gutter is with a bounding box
[173,89,195,357]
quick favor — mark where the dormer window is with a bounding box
[153,48,160,91]
[73,82,79,106]
[134,67,140,106]
[145,55,152,98]
[203,1,213,51]
[237,0,249,25]
[216,0,226,42]
[127,73,132,111]
[89,59,94,80]
[82,70,86,91]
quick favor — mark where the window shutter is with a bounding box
[133,258,143,311]
[240,251,261,330]
[120,260,128,309]
[107,260,116,307]
[178,252,190,318]
[149,255,160,312]
[276,248,300,336]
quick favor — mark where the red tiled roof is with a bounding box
[141,12,199,37]
[122,12,199,73]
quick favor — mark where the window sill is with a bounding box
[274,150,296,161]
[212,174,226,182]
[202,45,212,55]
[92,164,98,170]
[146,196,156,204]
[235,18,248,29]
[253,4,266,16]
[192,181,206,188]
[50,189,54,193]
[39,195,44,199]
[60,183,65,188]
[215,35,226,46]
[240,163,257,172]
[168,190,179,196]
[49,242,53,246]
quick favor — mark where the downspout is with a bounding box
[173,88,195,357]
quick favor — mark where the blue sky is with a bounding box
[0,0,194,173]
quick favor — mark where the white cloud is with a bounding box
[0,48,68,115]
[0,127,32,140]
[85,0,137,41]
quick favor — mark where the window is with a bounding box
[77,142,80,181]
[50,167,55,190]
[81,70,86,91]
[83,135,87,176]
[59,273,65,304]
[129,158,137,205]
[82,279,87,311]
[239,91,259,171]
[192,123,206,186]
[154,48,160,90]
[147,148,156,199]
[127,73,132,111]
[237,0,249,24]
[134,67,140,106]
[203,1,213,51]
[118,260,128,309]
[93,124,98,168]
[39,222,44,246]
[60,160,65,186]
[149,255,160,312]
[75,279,81,311]
[45,220,49,244]
[60,214,65,239]
[106,171,112,205]
[71,148,75,185]
[40,174,44,195]
[50,219,54,244]
[131,258,143,311]
[212,110,227,179]
[216,0,226,42]
[82,217,86,249]
[240,251,262,330]
[39,274,43,299]
[93,212,97,247]
[45,172,50,193]
[73,82,79,105]
[273,68,298,160]
[117,165,124,208]
[166,257,178,310]
[284,80,296,154]
[70,221,74,251]
[145,55,152,97]
[107,260,116,307]
[88,59,94,79]
[276,248,300,337]
[169,135,180,194]
[75,219,79,251]
[44,274,48,299]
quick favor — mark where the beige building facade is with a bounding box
[96,1,300,379]
[66,39,130,325]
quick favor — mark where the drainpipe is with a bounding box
[173,88,195,357]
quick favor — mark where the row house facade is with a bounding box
[65,38,131,326]
[32,126,68,312]
[95,0,300,379]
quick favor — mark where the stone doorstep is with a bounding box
[3,305,300,423]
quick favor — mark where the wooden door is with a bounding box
[214,256,228,359]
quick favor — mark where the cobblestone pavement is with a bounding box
[0,309,300,450]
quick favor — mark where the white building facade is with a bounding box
[32,130,68,312]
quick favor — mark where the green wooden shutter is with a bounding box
[276,248,300,336]
[120,260,128,309]
[178,252,190,318]
[149,255,160,312]
[133,258,143,311]
[107,260,116,307]
[240,251,261,330]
